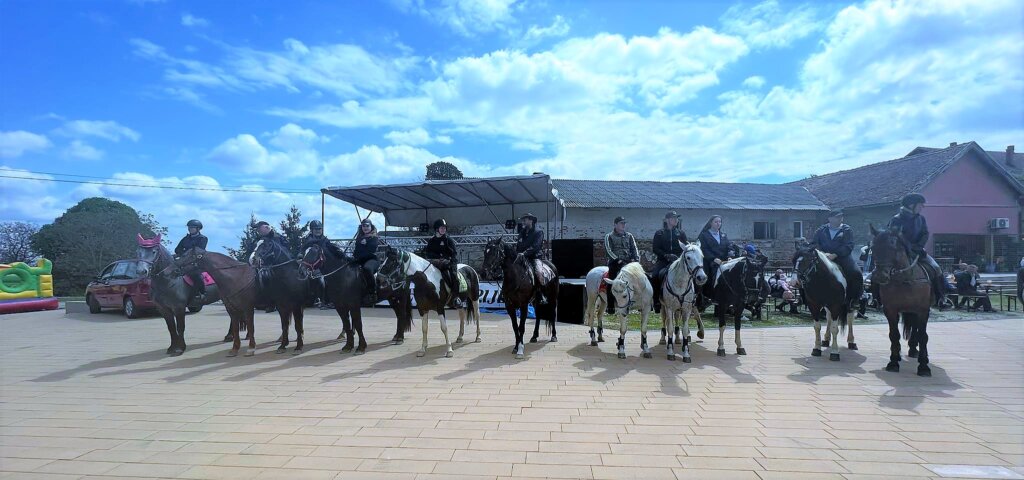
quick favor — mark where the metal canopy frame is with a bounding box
[322,174,556,228]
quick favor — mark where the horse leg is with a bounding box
[507,304,520,354]
[245,308,257,357]
[530,306,540,343]
[716,307,727,357]
[587,292,598,346]
[812,308,823,357]
[172,308,187,356]
[439,311,453,358]
[473,299,482,343]
[696,313,705,340]
[336,306,354,352]
[907,316,919,358]
[353,308,367,355]
[417,311,430,357]
[292,306,305,355]
[276,308,290,354]
[640,307,652,359]
[617,311,628,359]
[917,314,931,377]
[826,307,840,361]
[681,305,692,363]
[163,311,177,355]
[597,298,606,343]
[847,303,858,350]
[734,305,746,355]
[515,306,527,360]
[227,310,241,357]
[663,305,675,361]
[456,307,466,344]
[224,321,234,343]
[885,309,901,372]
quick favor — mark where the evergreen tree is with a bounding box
[279,205,306,258]
[225,214,260,262]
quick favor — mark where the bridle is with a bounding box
[666,249,705,305]
[298,245,352,281]
[872,233,921,286]
[378,250,411,292]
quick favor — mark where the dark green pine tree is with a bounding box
[225,214,261,262]
[279,205,307,258]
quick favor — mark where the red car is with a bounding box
[85,260,156,318]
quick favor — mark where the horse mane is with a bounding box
[814,249,847,290]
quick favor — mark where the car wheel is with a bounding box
[87,294,101,314]
[124,297,140,319]
[187,305,203,313]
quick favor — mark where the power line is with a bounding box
[0,174,322,194]
[12,169,320,192]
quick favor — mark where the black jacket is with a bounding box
[810,223,854,258]
[954,271,980,294]
[516,227,544,259]
[174,233,208,256]
[652,227,687,263]
[424,234,457,261]
[300,234,342,258]
[257,231,291,261]
[888,208,930,254]
[698,229,730,265]
[352,235,379,262]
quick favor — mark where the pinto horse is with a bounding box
[173,248,258,357]
[711,251,769,356]
[660,243,708,362]
[482,238,558,359]
[870,224,934,376]
[299,244,373,354]
[377,247,482,358]
[793,244,854,361]
[135,234,227,356]
[253,240,308,354]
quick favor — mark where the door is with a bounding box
[94,263,117,306]
[107,261,134,307]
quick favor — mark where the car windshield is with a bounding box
[111,262,131,279]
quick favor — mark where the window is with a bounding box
[99,264,116,280]
[754,221,777,240]
[793,221,804,239]
[111,262,131,279]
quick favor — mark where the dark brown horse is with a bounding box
[870,224,933,376]
[253,239,309,354]
[482,238,558,360]
[174,248,258,357]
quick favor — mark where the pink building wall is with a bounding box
[922,151,1021,240]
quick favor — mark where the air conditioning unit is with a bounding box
[989,218,1011,229]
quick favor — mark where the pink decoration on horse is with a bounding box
[137,233,162,248]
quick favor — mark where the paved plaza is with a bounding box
[1,307,1022,479]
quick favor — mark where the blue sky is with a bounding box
[2,0,1022,251]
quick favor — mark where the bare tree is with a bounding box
[0,221,39,264]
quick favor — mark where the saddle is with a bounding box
[441,272,469,296]
[182,272,216,287]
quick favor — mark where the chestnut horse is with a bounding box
[174,248,259,357]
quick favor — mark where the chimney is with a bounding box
[1008,145,1016,167]
[949,142,957,147]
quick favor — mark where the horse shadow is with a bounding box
[787,350,869,385]
[433,341,554,382]
[222,341,394,382]
[565,344,692,397]
[86,337,340,383]
[30,340,224,382]
[871,364,962,412]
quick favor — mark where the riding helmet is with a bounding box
[255,220,270,228]
[186,219,203,229]
[519,213,538,223]
[309,220,323,230]
[433,218,447,230]
[901,193,926,208]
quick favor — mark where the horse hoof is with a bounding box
[682,356,692,363]
[829,353,840,362]
[353,349,365,356]
[227,349,238,357]
[292,348,302,355]
[169,349,184,357]
[598,336,605,343]
[822,340,830,348]
[276,347,286,354]
[530,337,538,343]
[515,353,524,360]
[885,362,899,372]
[166,346,175,355]
[812,349,822,357]
[337,332,346,340]
[590,340,599,347]
[908,349,918,358]
[917,365,932,377]
[456,337,464,344]
[848,343,858,350]
[642,352,652,359]
[445,351,454,358]
[341,344,354,353]
[550,336,557,343]
[737,348,747,355]
[474,337,481,343]
[223,335,233,343]
[617,352,626,359]
[244,349,255,357]
[717,349,726,357]
[416,350,426,357]
[392,339,404,345]
[697,330,705,340]
[667,354,675,361]
[659,338,666,345]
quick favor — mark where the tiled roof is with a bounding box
[550,179,827,210]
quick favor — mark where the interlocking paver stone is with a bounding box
[1,309,1022,479]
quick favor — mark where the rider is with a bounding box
[698,215,731,310]
[353,219,380,305]
[604,216,640,314]
[651,211,687,313]
[300,220,341,308]
[253,220,292,264]
[810,210,864,309]
[887,193,946,308]
[516,213,550,305]
[174,219,208,302]
[423,219,463,309]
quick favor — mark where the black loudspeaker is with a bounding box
[555,282,586,325]
[551,238,595,279]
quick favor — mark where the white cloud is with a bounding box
[392,0,520,36]
[742,76,766,89]
[0,167,62,221]
[56,119,140,142]
[181,13,210,27]
[207,124,323,177]
[519,15,570,48]
[62,140,105,160]
[384,128,452,146]
[0,131,51,158]
[322,144,478,184]
[721,0,824,49]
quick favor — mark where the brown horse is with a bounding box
[870,225,933,376]
[174,248,258,357]
[482,238,558,360]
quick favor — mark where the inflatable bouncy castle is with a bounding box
[0,259,59,314]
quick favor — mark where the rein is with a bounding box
[666,261,703,306]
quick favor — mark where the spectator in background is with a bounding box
[954,265,993,312]
[769,269,798,314]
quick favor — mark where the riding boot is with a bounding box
[606,292,616,315]
[651,275,662,314]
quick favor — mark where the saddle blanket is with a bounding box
[599,271,610,293]
[182,272,216,287]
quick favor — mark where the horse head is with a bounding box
[299,245,323,277]
[869,223,908,286]
[482,237,506,279]
[173,247,208,276]
[602,275,634,314]
[136,233,165,277]
[682,243,708,286]
[377,246,407,292]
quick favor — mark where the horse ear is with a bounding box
[602,278,614,285]
[137,233,144,245]
[869,224,878,236]
[155,233,161,244]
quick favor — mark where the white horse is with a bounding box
[660,243,709,362]
[377,247,482,358]
[584,265,610,346]
[603,262,655,359]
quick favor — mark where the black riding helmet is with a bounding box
[902,193,926,208]
[186,219,203,230]
[433,218,447,231]
[309,220,323,230]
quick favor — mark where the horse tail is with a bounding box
[901,312,916,340]
[399,285,414,333]
[239,318,248,333]
[464,267,482,330]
